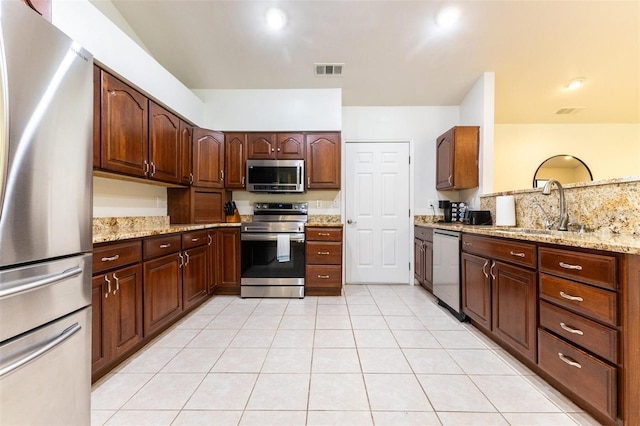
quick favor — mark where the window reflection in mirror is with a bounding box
[533,155,593,188]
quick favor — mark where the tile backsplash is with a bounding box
[480,177,640,235]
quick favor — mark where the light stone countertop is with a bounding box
[93,216,241,244]
[415,222,640,255]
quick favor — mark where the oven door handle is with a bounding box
[241,233,305,242]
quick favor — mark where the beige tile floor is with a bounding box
[91,284,602,425]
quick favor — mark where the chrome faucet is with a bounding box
[542,179,568,231]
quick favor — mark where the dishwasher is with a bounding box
[432,229,466,321]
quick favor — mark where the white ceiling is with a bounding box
[93,0,639,124]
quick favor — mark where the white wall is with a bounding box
[194,89,342,131]
[458,72,496,208]
[494,123,640,192]
[341,106,460,215]
[52,0,204,124]
[93,177,167,218]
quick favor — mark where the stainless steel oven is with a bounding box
[241,202,308,298]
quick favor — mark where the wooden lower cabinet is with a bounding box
[143,252,183,337]
[214,228,241,295]
[207,230,218,294]
[305,226,343,296]
[91,240,144,381]
[91,264,143,377]
[182,231,209,311]
[414,226,433,291]
[461,234,537,362]
[461,252,492,331]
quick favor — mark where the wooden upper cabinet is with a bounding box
[100,70,149,178]
[224,132,247,189]
[247,133,277,159]
[178,121,193,186]
[22,0,51,21]
[193,128,224,188]
[149,101,181,184]
[247,132,305,160]
[306,132,341,189]
[436,126,479,190]
[277,133,305,159]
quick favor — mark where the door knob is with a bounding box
[347,219,357,224]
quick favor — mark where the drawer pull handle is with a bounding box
[558,353,582,369]
[191,238,199,242]
[318,251,330,255]
[510,251,525,258]
[559,262,583,271]
[318,232,330,236]
[101,254,120,262]
[317,275,330,279]
[463,241,472,246]
[560,322,584,335]
[160,243,171,249]
[560,291,583,302]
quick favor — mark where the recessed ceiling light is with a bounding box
[566,78,584,90]
[266,8,287,30]
[436,6,460,28]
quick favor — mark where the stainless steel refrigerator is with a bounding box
[0,1,93,424]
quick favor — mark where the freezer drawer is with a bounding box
[0,254,91,342]
[0,307,91,425]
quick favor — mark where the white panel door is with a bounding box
[345,142,410,284]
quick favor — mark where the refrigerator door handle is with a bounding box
[0,323,81,378]
[0,266,82,299]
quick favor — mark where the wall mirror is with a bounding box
[533,155,593,188]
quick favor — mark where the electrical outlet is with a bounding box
[332,200,339,208]
[316,200,321,208]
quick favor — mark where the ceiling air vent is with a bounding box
[315,63,344,76]
[555,107,584,115]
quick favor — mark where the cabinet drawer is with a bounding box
[143,234,182,259]
[538,329,617,421]
[539,247,617,290]
[306,241,342,264]
[462,234,536,268]
[305,265,342,287]
[540,273,617,326]
[414,226,433,242]
[93,241,142,274]
[540,300,618,363]
[306,227,343,242]
[182,230,209,250]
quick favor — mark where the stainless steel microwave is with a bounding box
[246,159,305,193]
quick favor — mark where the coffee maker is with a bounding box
[438,200,452,222]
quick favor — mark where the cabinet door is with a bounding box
[193,128,224,188]
[277,133,305,159]
[462,252,492,331]
[91,275,108,372]
[149,101,180,184]
[109,264,144,360]
[414,238,425,283]
[423,241,433,292]
[216,228,240,295]
[100,71,148,177]
[183,245,209,311]
[247,133,277,159]
[306,133,341,189]
[436,129,454,189]
[492,261,537,361]
[143,253,183,336]
[224,133,247,189]
[179,121,193,185]
[207,231,218,294]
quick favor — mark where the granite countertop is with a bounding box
[415,222,640,255]
[93,216,241,244]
